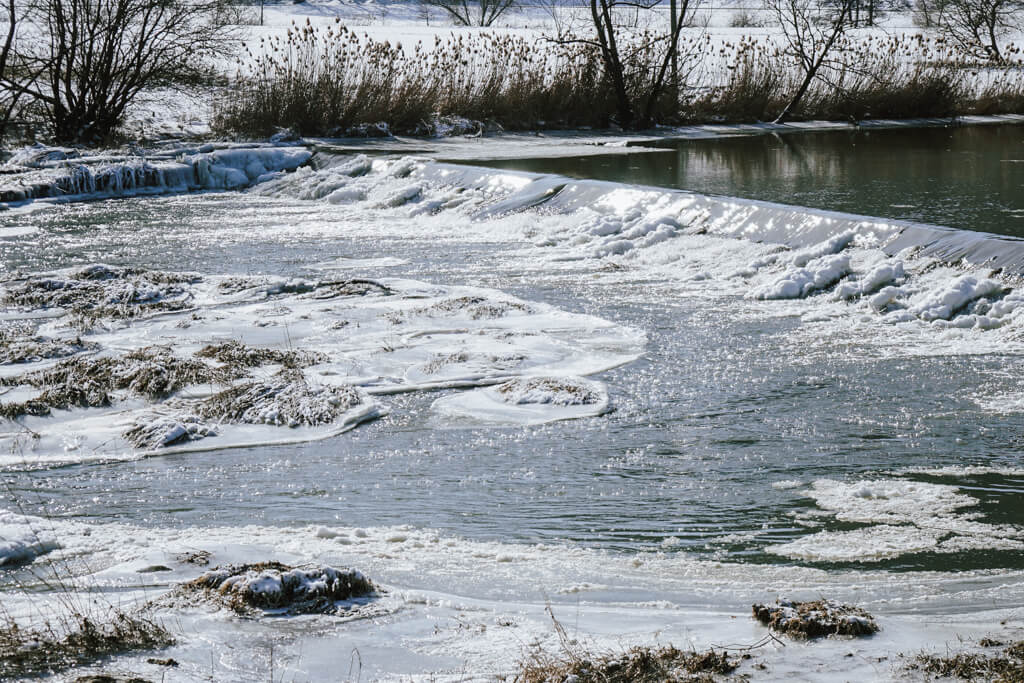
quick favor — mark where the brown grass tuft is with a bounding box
[752,599,879,638]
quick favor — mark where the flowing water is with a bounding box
[470,124,1024,237]
[1,129,1024,681]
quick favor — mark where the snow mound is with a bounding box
[182,562,375,614]
[911,275,1003,322]
[750,255,852,300]
[496,376,604,406]
[431,376,610,426]
[752,599,879,638]
[833,261,905,300]
[0,510,59,567]
[123,414,217,450]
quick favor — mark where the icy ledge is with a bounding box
[0,145,312,206]
[411,160,1024,277]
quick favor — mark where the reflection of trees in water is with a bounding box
[484,125,1024,235]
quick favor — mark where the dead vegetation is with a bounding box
[0,346,229,419]
[175,561,375,615]
[215,275,390,300]
[390,296,532,324]
[908,640,1024,681]
[308,278,393,299]
[514,605,741,682]
[515,644,739,682]
[122,414,216,449]
[197,369,363,427]
[420,351,469,374]
[0,605,173,679]
[752,599,879,638]
[496,376,602,406]
[1,265,199,323]
[196,340,327,370]
[0,329,96,365]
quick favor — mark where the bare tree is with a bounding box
[938,0,1021,63]
[769,0,857,122]
[423,0,518,26]
[554,0,703,129]
[0,0,41,140]
[12,0,235,143]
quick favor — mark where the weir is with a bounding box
[414,160,1024,278]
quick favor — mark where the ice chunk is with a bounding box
[750,255,851,300]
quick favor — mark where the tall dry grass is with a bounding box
[214,20,610,136]
[212,20,1024,137]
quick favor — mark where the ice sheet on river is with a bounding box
[0,266,642,467]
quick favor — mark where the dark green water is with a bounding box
[465,124,1024,237]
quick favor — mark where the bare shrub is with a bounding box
[13,0,237,143]
[768,0,858,122]
[729,8,769,26]
[423,0,518,26]
[550,0,707,129]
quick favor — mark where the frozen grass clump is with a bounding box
[909,640,1024,681]
[15,346,225,399]
[307,278,393,299]
[122,414,217,449]
[197,369,362,427]
[752,599,879,638]
[496,377,602,406]
[196,340,327,370]
[0,330,96,365]
[1,264,200,323]
[0,346,229,419]
[391,296,532,324]
[0,605,172,679]
[215,275,390,300]
[420,351,469,375]
[180,561,375,615]
[516,644,738,682]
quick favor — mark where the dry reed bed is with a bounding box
[213,21,1024,137]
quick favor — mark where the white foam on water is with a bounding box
[0,225,37,238]
[0,509,59,566]
[769,478,1024,562]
